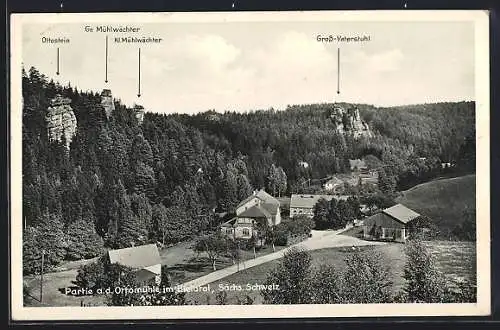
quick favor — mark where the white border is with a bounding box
[10,10,491,320]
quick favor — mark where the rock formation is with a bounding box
[100,89,115,118]
[329,105,372,138]
[133,104,145,125]
[45,94,77,148]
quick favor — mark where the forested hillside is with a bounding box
[21,67,476,274]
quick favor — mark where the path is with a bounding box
[181,228,384,288]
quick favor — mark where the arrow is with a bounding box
[336,48,340,94]
[56,48,60,75]
[137,48,141,97]
[105,36,108,83]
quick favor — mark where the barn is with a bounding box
[362,203,421,242]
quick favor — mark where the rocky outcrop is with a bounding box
[45,94,77,148]
[133,104,145,125]
[101,89,115,118]
[329,105,372,138]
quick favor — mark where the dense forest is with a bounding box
[21,67,475,274]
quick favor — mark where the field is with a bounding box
[162,240,286,285]
[23,238,285,307]
[395,174,476,230]
[185,240,476,305]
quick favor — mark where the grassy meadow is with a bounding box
[185,240,476,305]
[396,174,476,230]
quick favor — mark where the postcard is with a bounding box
[10,10,490,320]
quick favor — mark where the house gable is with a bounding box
[236,196,262,215]
[236,189,280,216]
[363,212,406,229]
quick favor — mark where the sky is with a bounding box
[21,19,475,114]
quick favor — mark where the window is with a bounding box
[242,228,250,236]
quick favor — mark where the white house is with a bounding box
[222,189,281,240]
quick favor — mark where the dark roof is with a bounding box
[261,202,279,216]
[236,189,279,209]
[238,205,271,219]
[108,244,161,269]
[382,204,421,224]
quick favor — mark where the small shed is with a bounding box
[362,204,421,242]
[108,244,162,284]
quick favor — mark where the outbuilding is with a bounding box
[362,203,422,242]
[107,244,162,284]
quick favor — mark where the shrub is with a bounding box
[148,265,186,306]
[287,215,314,237]
[340,251,393,303]
[216,290,228,305]
[75,255,108,290]
[106,263,143,306]
[402,238,447,302]
[261,247,313,304]
[274,224,288,246]
[310,264,341,303]
[262,248,394,304]
[235,295,254,305]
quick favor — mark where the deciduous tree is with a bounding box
[194,233,228,271]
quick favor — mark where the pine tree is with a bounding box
[266,164,279,196]
[219,168,238,212]
[311,265,341,303]
[236,174,253,201]
[130,193,153,242]
[261,247,313,304]
[276,166,287,197]
[340,251,393,303]
[23,210,67,275]
[402,239,446,302]
[108,180,146,248]
[377,168,396,194]
[132,158,156,199]
[65,219,105,260]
